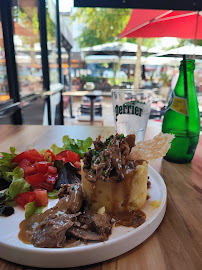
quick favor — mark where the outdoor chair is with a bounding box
[79,104,103,117]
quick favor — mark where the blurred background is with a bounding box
[0,0,202,126]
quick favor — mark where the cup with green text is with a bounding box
[111,89,153,142]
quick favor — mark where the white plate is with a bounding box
[0,165,167,268]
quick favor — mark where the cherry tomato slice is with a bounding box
[13,149,44,163]
[23,165,37,176]
[56,150,68,158]
[44,173,58,185]
[25,173,45,187]
[34,189,48,206]
[35,161,52,173]
[18,159,32,168]
[14,192,36,208]
[66,151,80,163]
[55,150,80,164]
[47,166,57,174]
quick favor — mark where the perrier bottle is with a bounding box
[162,59,200,163]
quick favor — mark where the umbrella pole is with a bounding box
[118,52,121,86]
[134,38,142,89]
[113,62,117,85]
[193,11,199,59]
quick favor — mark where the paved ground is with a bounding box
[64,96,114,126]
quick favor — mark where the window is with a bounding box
[46,0,59,84]
[12,0,43,97]
[0,19,9,102]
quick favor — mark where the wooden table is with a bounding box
[0,125,201,270]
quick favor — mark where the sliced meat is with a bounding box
[91,212,113,235]
[120,141,130,160]
[66,210,113,243]
[21,184,83,248]
[56,183,83,213]
[67,226,107,242]
[93,135,107,151]
[125,134,136,150]
[57,184,69,199]
[31,214,74,248]
[83,133,136,183]
[67,184,83,213]
[107,143,123,181]
[79,210,113,237]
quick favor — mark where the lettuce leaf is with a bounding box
[48,189,58,199]
[1,163,30,201]
[67,144,84,158]
[6,166,24,180]
[51,135,93,158]
[9,178,30,199]
[77,137,93,153]
[50,144,64,156]
[35,206,45,214]
[25,203,45,218]
[25,202,36,218]
[63,135,75,147]
[0,147,18,181]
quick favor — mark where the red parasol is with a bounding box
[119,9,202,40]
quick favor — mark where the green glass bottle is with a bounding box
[162,59,200,163]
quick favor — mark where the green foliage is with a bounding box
[197,40,202,46]
[73,8,132,47]
[142,38,161,49]
[14,5,55,44]
[177,39,191,47]
[108,77,133,85]
[46,9,56,42]
[32,10,39,35]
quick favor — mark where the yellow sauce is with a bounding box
[149,200,161,209]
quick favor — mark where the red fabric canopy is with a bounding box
[119,9,202,39]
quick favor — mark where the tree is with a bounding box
[73,8,131,47]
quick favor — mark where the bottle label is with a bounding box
[171,94,188,116]
[165,90,174,110]
[166,91,188,116]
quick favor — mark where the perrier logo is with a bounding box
[115,100,144,121]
